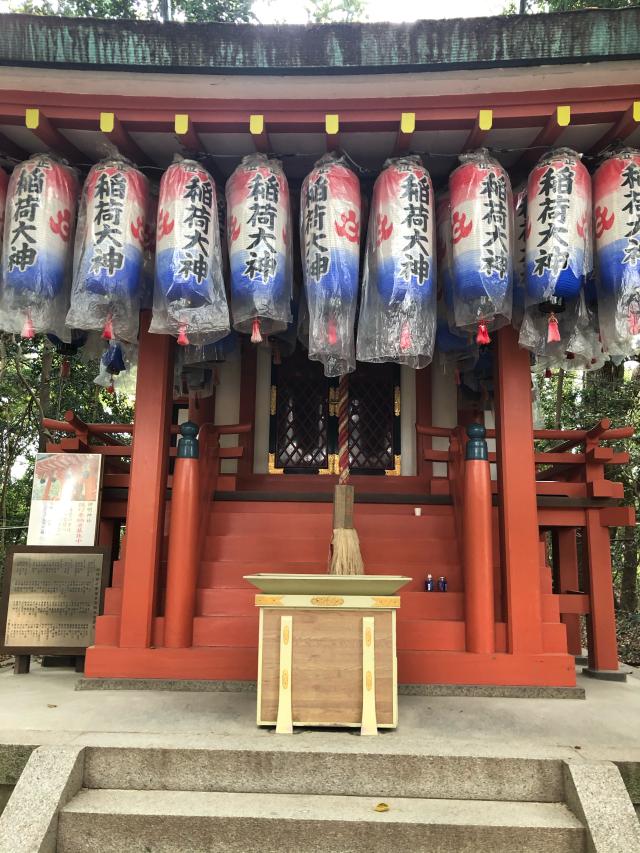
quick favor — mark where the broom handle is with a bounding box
[338,373,349,484]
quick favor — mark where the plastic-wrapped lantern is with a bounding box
[435,191,469,358]
[0,167,7,258]
[301,152,360,377]
[0,155,78,339]
[226,154,292,343]
[449,149,513,343]
[512,186,527,329]
[151,159,230,346]
[356,156,436,369]
[593,147,640,356]
[526,147,591,343]
[140,188,158,311]
[67,157,148,343]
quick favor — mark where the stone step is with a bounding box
[82,746,566,803]
[57,789,585,853]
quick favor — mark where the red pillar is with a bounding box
[462,424,495,653]
[555,528,582,657]
[118,312,174,648]
[164,422,200,648]
[584,510,622,677]
[494,326,543,653]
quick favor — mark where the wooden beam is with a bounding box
[589,100,640,154]
[512,104,571,173]
[249,114,270,153]
[393,112,415,155]
[174,113,205,154]
[100,112,154,167]
[325,113,340,152]
[462,109,493,152]
[24,108,85,163]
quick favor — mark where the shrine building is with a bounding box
[0,8,637,689]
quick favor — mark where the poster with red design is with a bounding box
[27,454,103,547]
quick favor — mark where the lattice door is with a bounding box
[270,349,330,473]
[269,349,400,475]
[347,363,399,475]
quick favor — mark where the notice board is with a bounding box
[0,546,110,656]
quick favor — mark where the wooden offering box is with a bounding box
[245,574,410,735]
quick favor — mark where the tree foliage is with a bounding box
[0,334,133,572]
[305,0,366,23]
[8,0,254,23]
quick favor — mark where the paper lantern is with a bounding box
[526,148,591,305]
[449,149,513,343]
[512,186,527,328]
[0,155,78,339]
[151,159,230,346]
[435,191,470,358]
[593,148,640,355]
[357,156,436,368]
[67,157,148,343]
[0,167,7,259]
[301,152,361,377]
[226,154,292,343]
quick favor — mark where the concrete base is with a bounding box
[582,667,628,682]
[76,678,585,700]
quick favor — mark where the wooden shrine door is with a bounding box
[269,347,400,475]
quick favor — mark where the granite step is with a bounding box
[57,789,585,853]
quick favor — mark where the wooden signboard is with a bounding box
[0,546,110,664]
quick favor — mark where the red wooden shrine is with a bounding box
[3,11,638,688]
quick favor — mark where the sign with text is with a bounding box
[0,547,110,655]
[27,454,103,547]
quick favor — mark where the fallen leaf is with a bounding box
[374,803,390,813]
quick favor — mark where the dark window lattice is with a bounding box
[348,364,394,472]
[275,358,328,470]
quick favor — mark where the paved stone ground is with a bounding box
[0,663,637,763]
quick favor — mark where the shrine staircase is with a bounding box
[98,497,570,684]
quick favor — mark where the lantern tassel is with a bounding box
[400,321,412,352]
[327,317,338,346]
[177,324,189,346]
[547,313,561,343]
[545,368,553,379]
[106,383,115,395]
[102,314,114,341]
[629,310,640,336]
[21,312,35,340]
[476,322,490,345]
[60,358,71,379]
[251,318,263,344]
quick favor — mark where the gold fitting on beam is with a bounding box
[25,108,39,130]
[250,114,264,135]
[400,112,415,135]
[479,109,493,131]
[325,114,339,135]
[99,112,115,134]
[174,114,190,135]
[557,105,571,127]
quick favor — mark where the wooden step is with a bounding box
[204,535,459,564]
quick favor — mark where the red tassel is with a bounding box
[102,314,114,341]
[476,322,490,345]
[251,318,263,344]
[272,344,282,366]
[327,317,338,346]
[629,310,640,335]
[544,368,552,379]
[177,324,189,346]
[60,358,71,379]
[21,313,35,339]
[400,321,412,352]
[106,383,115,395]
[547,313,561,343]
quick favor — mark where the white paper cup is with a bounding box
[414,507,422,517]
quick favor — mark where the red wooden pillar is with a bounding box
[164,422,200,648]
[119,312,174,648]
[555,528,582,657]
[584,510,623,678]
[494,326,543,654]
[462,424,495,653]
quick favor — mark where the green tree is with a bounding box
[514,0,633,12]
[306,0,366,23]
[8,0,254,23]
[0,333,134,572]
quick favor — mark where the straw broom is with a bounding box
[329,373,364,575]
